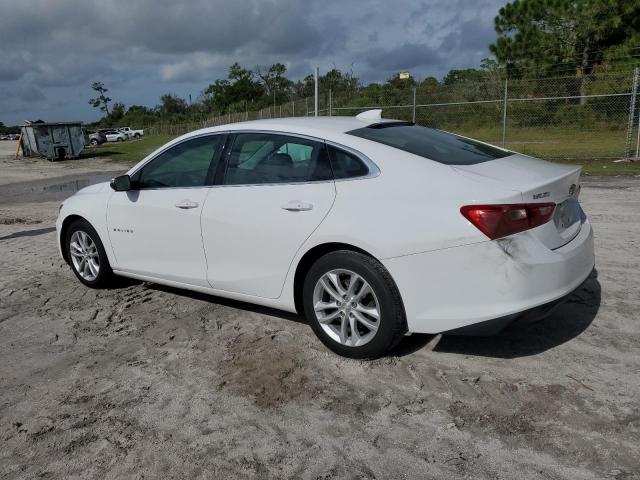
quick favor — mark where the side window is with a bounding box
[137,135,223,189]
[224,133,332,185]
[327,145,370,179]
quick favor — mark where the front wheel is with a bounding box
[65,219,113,288]
[303,250,406,359]
[117,137,123,142]
[90,139,98,146]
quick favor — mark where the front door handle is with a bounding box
[281,200,313,212]
[175,199,199,209]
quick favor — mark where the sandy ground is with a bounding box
[0,144,639,479]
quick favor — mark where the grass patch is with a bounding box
[452,126,640,176]
[89,135,175,163]
[558,157,640,176]
[87,131,640,176]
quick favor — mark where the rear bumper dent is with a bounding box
[383,220,595,334]
[441,267,594,336]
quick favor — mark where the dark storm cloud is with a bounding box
[0,66,24,82]
[0,0,507,125]
[363,43,442,71]
[17,86,46,103]
[441,19,498,53]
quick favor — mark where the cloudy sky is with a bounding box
[0,0,507,126]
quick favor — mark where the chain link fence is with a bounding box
[147,68,640,161]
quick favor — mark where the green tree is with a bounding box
[88,81,112,115]
[293,68,359,99]
[420,77,440,88]
[442,68,486,86]
[204,63,263,113]
[159,94,188,117]
[106,102,125,125]
[257,63,294,103]
[126,105,154,116]
[490,0,640,98]
[385,72,418,89]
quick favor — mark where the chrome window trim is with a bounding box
[127,129,381,191]
[324,140,380,182]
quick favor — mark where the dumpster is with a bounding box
[20,121,85,161]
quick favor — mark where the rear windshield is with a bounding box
[346,123,512,165]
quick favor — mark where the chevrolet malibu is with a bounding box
[56,111,595,358]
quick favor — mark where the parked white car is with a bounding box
[102,129,127,142]
[118,127,144,139]
[56,112,595,358]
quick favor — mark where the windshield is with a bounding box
[347,123,512,165]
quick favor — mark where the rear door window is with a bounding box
[224,133,332,185]
[347,123,511,165]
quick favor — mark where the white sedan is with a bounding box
[102,130,127,142]
[56,111,595,358]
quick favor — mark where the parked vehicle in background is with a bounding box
[118,127,144,139]
[0,133,19,140]
[56,112,595,359]
[88,131,107,146]
[100,129,126,142]
[117,128,131,139]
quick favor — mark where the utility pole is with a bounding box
[412,87,416,123]
[314,67,319,117]
[502,78,508,148]
[625,67,639,160]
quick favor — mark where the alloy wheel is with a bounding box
[69,230,100,281]
[312,269,381,347]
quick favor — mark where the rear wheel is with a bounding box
[65,219,112,288]
[303,250,406,359]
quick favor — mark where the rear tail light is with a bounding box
[460,203,556,240]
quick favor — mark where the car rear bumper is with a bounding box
[440,267,594,335]
[383,219,595,334]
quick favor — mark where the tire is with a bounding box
[90,139,98,146]
[117,137,123,142]
[134,133,141,139]
[65,219,113,288]
[302,250,406,359]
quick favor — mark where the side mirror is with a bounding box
[110,174,132,192]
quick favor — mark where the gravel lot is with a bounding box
[1,141,639,479]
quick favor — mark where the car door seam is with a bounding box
[200,189,213,287]
[104,190,121,268]
[275,180,338,299]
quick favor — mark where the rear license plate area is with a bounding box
[553,198,580,233]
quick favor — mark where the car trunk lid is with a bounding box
[453,154,583,249]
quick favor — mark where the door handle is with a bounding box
[175,200,199,209]
[281,200,313,212]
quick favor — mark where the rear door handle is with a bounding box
[175,199,199,209]
[281,200,313,212]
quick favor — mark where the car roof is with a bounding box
[186,116,399,140]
